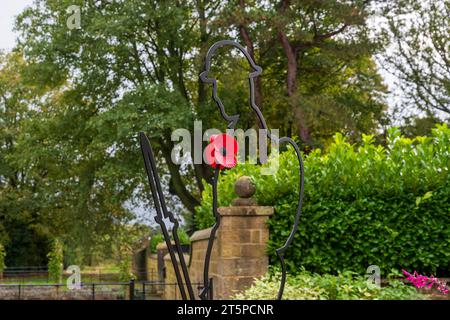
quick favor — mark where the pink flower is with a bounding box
[403,269,449,294]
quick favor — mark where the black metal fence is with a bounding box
[1,266,49,283]
[0,267,158,284]
[0,281,131,300]
[132,280,212,300]
[0,279,211,300]
[0,266,210,300]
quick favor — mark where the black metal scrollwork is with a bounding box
[140,40,305,300]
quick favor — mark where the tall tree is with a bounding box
[220,0,387,144]
[15,0,210,216]
[272,0,382,143]
[0,52,51,266]
[381,0,450,115]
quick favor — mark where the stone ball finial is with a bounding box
[235,176,256,198]
[232,176,257,206]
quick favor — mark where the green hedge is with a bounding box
[195,125,450,276]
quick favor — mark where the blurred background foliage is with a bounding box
[0,0,448,269]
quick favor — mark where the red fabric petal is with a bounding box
[204,143,217,168]
[209,134,218,144]
[215,153,237,169]
[212,134,238,157]
[204,133,239,169]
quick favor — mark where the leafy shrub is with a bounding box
[0,243,5,273]
[195,125,450,276]
[149,229,191,253]
[149,234,164,253]
[118,257,134,282]
[233,270,426,300]
[177,228,191,245]
[47,239,63,283]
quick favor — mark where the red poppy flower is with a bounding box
[204,133,238,169]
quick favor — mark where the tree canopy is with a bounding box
[381,0,450,116]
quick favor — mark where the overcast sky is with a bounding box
[0,0,34,50]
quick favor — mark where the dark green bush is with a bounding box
[149,234,164,253]
[0,243,5,273]
[149,229,191,253]
[47,239,63,283]
[176,228,191,245]
[195,125,450,276]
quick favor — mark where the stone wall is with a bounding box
[188,227,217,298]
[147,253,161,295]
[162,252,191,300]
[148,254,157,273]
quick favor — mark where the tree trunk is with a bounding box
[239,0,264,129]
[278,31,311,144]
[160,138,201,214]
[196,0,208,109]
[278,31,297,97]
[240,27,263,105]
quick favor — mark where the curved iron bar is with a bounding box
[139,132,195,300]
[198,167,220,300]
[200,40,305,300]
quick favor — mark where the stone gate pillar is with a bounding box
[214,176,274,299]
